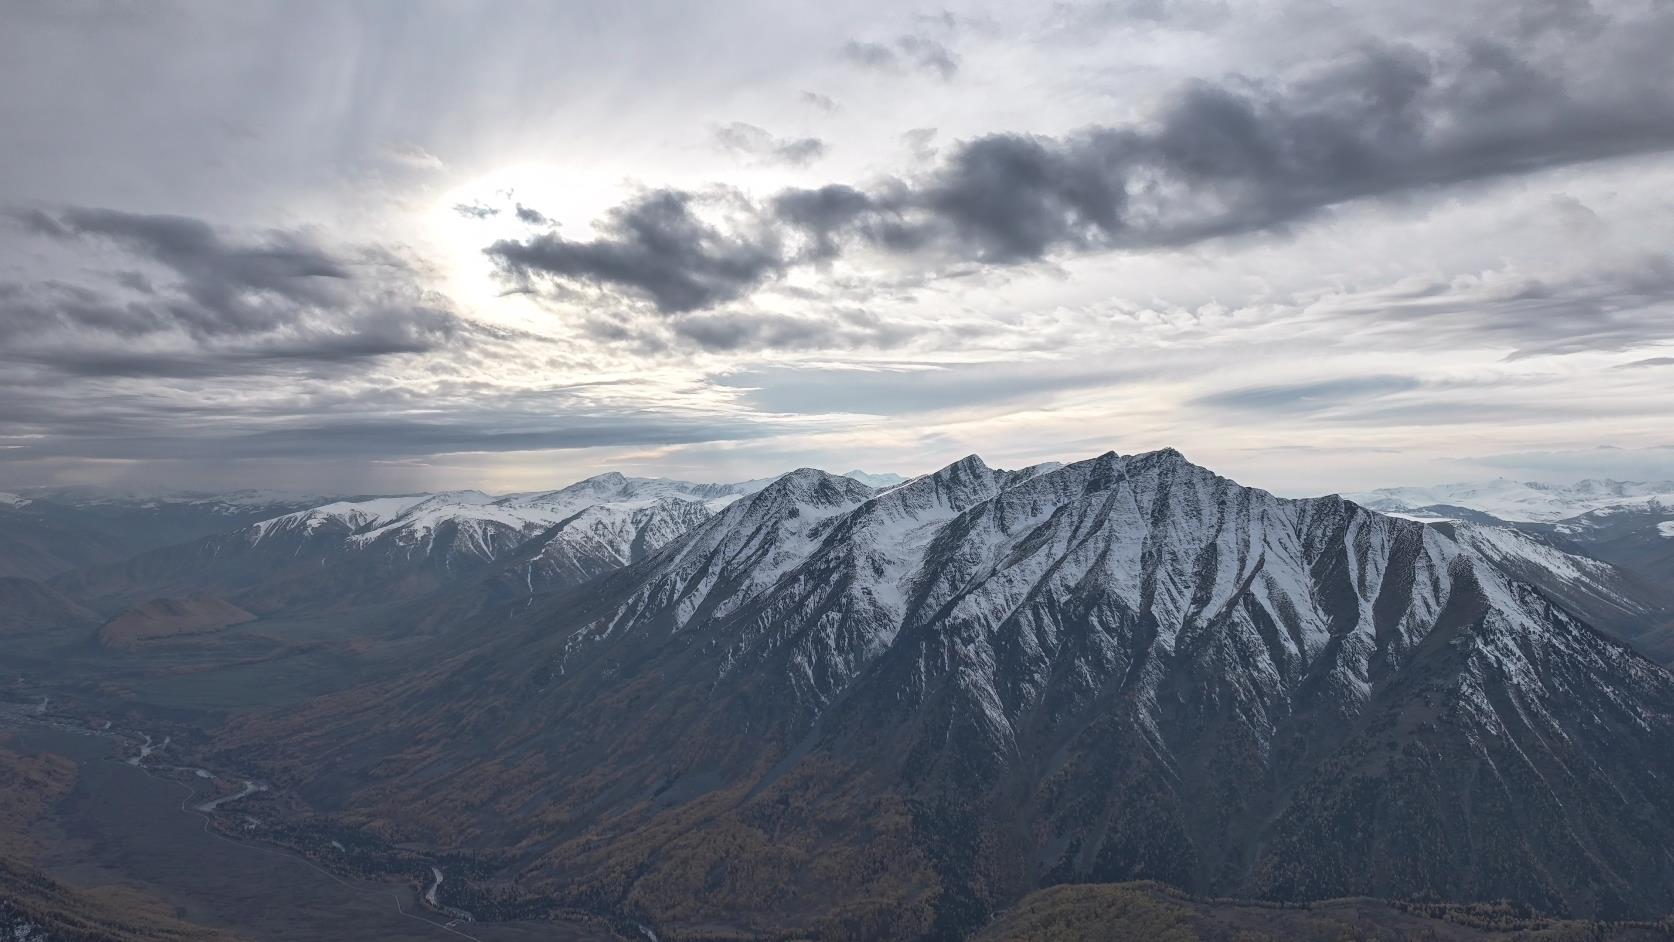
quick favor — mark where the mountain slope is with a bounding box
[50,474,760,616]
[221,450,1674,938]
[0,578,100,638]
[1348,478,1674,663]
[0,490,331,579]
[97,594,257,648]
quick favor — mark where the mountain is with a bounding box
[0,488,331,580]
[1426,519,1674,664]
[974,882,1674,942]
[843,469,911,488]
[1348,477,1674,662]
[51,474,764,617]
[97,594,257,648]
[0,577,100,638]
[1349,478,1674,523]
[221,450,1674,939]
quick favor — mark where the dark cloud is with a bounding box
[841,34,959,79]
[712,122,828,166]
[670,309,921,353]
[4,206,478,376]
[0,379,787,465]
[514,203,549,225]
[485,189,786,313]
[490,32,1674,325]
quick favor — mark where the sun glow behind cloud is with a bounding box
[1,0,1672,495]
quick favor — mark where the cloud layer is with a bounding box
[2,0,1671,492]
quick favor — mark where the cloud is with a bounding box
[453,202,501,219]
[715,361,1131,415]
[0,379,788,465]
[489,31,1674,320]
[382,142,446,171]
[670,309,923,353]
[1315,255,1674,358]
[712,122,828,166]
[841,34,959,79]
[485,189,786,314]
[902,127,939,162]
[1189,375,1422,413]
[514,203,549,225]
[1616,356,1674,369]
[4,206,479,376]
[1457,446,1674,482]
[800,91,840,113]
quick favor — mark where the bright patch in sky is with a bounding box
[1,0,1671,495]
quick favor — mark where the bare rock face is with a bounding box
[97,593,256,648]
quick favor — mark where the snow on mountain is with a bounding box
[249,495,434,541]
[223,472,785,592]
[560,449,1659,721]
[1350,478,1674,522]
[248,448,1674,931]
[842,469,910,488]
[512,496,720,594]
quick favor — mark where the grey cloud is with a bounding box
[712,122,828,167]
[0,380,786,465]
[842,34,959,79]
[715,361,1131,415]
[514,203,549,225]
[800,91,840,113]
[1616,357,1674,369]
[453,202,500,219]
[1321,254,1674,358]
[1190,375,1422,413]
[670,309,922,353]
[485,189,786,314]
[4,207,479,376]
[1054,0,1231,30]
[902,127,938,162]
[491,29,1674,325]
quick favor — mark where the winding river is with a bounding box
[0,718,602,941]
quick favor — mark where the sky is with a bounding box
[2,0,1672,497]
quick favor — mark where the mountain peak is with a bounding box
[572,471,630,489]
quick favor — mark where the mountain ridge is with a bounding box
[217,448,1674,939]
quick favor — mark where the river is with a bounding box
[2,721,607,942]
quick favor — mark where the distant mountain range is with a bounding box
[1349,477,1674,523]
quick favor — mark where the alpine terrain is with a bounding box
[211,449,1674,939]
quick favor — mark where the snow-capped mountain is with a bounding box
[1348,478,1674,659]
[841,469,910,488]
[1349,477,1674,522]
[225,449,1674,937]
[52,473,766,616]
